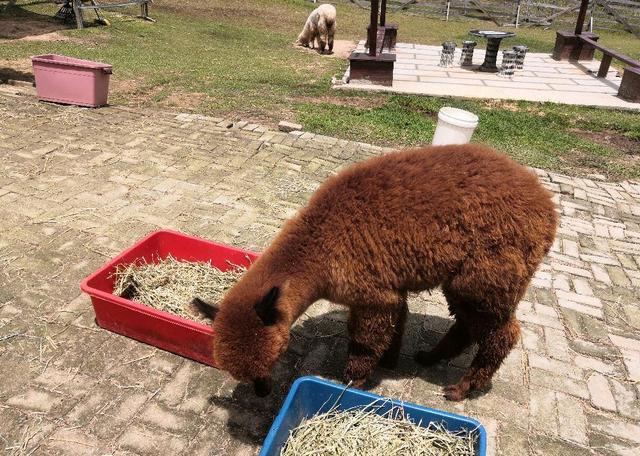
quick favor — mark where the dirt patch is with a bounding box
[293,94,386,109]
[293,40,357,59]
[110,76,146,95]
[555,130,640,180]
[161,90,207,110]
[19,31,74,42]
[0,19,73,40]
[483,99,521,112]
[571,128,639,156]
[109,80,207,112]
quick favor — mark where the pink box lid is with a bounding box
[31,54,112,72]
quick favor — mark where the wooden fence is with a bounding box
[346,1,640,36]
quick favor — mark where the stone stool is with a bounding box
[500,50,517,77]
[460,41,477,66]
[439,41,456,68]
[513,45,529,70]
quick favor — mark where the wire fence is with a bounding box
[345,1,640,36]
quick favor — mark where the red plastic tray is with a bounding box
[80,230,258,366]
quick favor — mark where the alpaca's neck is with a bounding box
[257,234,325,325]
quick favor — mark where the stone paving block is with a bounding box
[529,368,589,399]
[609,334,640,352]
[543,326,571,361]
[558,298,603,318]
[606,266,632,287]
[521,324,546,354]
[608,377,640,421]
[556,290,602,308]
[117,423,190,454]
[44,428,100,455]
[572,278,594,296]
[3,93,640,456]
[2,416,56,456]
[552,273,571,291]
[531,435,592,456]
[139,401,190,433]
[591,263,613,285]
[588,411,640,445]
[587,373,617,412]
[574,354,619,376]
[556,392,588,445]
[6,389,65,413]
[528,352,583,379]
[588,432,640,456]
[529,387,558,436]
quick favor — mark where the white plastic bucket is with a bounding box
[431,107,479,146]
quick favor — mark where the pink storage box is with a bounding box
[31,54,112,107]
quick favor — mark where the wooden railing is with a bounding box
[579,35,640,77]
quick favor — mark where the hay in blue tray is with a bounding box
[280,399,477,455]
[260,377,486,456]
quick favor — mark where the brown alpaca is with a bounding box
[208,144,557,400]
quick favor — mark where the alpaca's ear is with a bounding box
[254,287,280,326]
[191,297,218,320]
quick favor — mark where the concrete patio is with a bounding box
[1,89,639,455]
[341,42,640,110]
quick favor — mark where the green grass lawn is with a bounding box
[1,0,639,178]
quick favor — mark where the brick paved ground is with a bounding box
[1,88,639,455]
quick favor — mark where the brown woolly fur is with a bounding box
[211,144,558,400]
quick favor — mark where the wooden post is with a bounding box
[575,0,590,34]
[597,53,612,78]
[72,0,84,29]
[446,1,451,21]
[515,0,521,28]
[380,0,387,27]
[369,0,379,56]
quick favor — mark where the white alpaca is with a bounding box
[296,4,336,54]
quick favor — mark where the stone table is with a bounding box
[469,30,515,72]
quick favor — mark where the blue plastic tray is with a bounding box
[259,376,486,456]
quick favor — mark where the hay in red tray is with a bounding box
[80,230,258,366]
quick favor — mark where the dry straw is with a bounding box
[280,399,477,456]
[112,255,246,322]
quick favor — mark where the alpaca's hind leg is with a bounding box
[444,316,520,401]
[379,294,408,369]
[344,297,404,386]
[415,289,472,366]
[328,27,335,53]
[414,320,470,367]
[438,252,529,400]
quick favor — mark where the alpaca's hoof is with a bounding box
[344,374,366,388]
[443,384,467,401]
[344,365,368,388]
[414,350,440,367]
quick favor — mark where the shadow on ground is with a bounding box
[0,2,75,39]
[0,66,34,83]
[207,309,484,446]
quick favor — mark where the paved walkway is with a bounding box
[341,42,640,110]
[0,89,639,455]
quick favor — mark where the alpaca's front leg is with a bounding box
[344,299,406,386]
[317,17,328,53]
